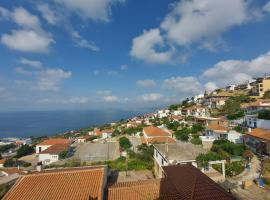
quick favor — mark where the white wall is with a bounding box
[245,116,270,129]
[154,148,169,167]
[39,153,59,165]
[35,145,51,154]
[227,131,243,144]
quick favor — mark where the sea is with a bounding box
[0,109,148,138]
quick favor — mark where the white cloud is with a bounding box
[63,97,89,104]
[141,93,163,102]
[163,76,203,95]
[20,58,42,69]
[130,0,254,64]
[263,1,270,12]
[201,51,270,87]
[104,95,118,102]
[130,29,173,64]
[96,90,112,95]
[71,30,99,52]
[36,68,72,91]
[204,82,218,93]
[120,64,128,70]
[37,3,60,25]
[54,0,125,22]
[93,69,118,76]
[161,0,247,47]
[1,30,53,53]
[11,7,40,30]
[0,7,9,20]
[136,79,156,88]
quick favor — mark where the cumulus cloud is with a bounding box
[263,1,270,12]
[37,3,60,25]
[163,76,203,95]
[0,7,53,53]
[204,82,218,93]
[20,58,43,69]
[130,29,173,64]
[201,51,270,87]
[0,7,10,20]
[130,0,255,64]
[36,68,72,91]
[136,79,156,88]
[54,0,125,22]
[141,93,163,102]
[63,97,89,104]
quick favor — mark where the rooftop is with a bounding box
[246,128,270,141]
[108,165,234,200]
[37,138,70,146]
[154,142,206,162]
[2,167,106,200]
[143,126,171,137]
[207,124,229,132]
[142,136,176,144]
[40,143,69,154]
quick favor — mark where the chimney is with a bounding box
[248,128,252,133]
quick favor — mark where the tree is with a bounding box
[3,159,16,167]
[169,104,180,111]
[15,145,34,158]
[119,137,131,150]
[263,91,270,99]
[191,137,202,145]
[258,110,270,120]
[175,128,190,141]
[59,151,68,159]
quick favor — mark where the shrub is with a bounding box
[0,144,16,154]
[59,151,68,159]
[211,140,246,156]
[258,110,270,120]
[191,137,202,145]
[22,162,31,167]
[119,137,131,150]
[3,159,16,167]
[196,152,224,168]
[263,91,270,99]
[15,145,34,158]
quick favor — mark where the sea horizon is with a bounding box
[0,109,152,138]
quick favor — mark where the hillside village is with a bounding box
[1,75,270,199]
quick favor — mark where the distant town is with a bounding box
[1,75,270,200]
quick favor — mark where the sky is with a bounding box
[1,0,270,112]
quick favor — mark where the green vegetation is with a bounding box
[119,137,131,150]
[213,161,245,177]
[174,124,204,142]
[190,134,202,145]
[168,104,181,111]
[211,140,246,157]
[175,128,189,141]
[86,135,99,142]
[124,126,144,135]
[258,110,270,120]
[0,183,13,199]
[263,91,270,99]
[233,125,245,134]
[222,95,255,119]
[3,158,16,167]
[166,121,180,131]
[59,151,68,159]
[196,152,225,168]
[0,144,16,154]
[112,129,121,137]
[15,144,34,158]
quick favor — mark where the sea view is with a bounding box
[0,110,145,138]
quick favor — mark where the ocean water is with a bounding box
[0,110,145,138]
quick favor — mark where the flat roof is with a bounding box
[154,142,206,162]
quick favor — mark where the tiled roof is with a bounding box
[40,143,69,154]
[146,137,176,144]
[143,126,170,137]
[207,124,228,132]
[37,138,70,146]
[0,158,6,164]
[108,165,234,200]
[3,167,106,200]
[246,128,270,141]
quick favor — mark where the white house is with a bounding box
[172,110,182,116]
[102,129,114,139]
[245,115,270,130]
[204,124,243,144]
[153,143,206,178]
[157,109,170,118]
[36,139,70,165]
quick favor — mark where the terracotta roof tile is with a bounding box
[146,137,176,144]
[3,167,106,200]
[207,124,228,132]
[143,126,170,137]
[37,138,70,146]
[246,128,270,141]
[40,143,69,154]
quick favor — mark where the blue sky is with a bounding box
[1,0,270,112]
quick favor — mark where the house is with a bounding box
[89,128,102,137]
[181,105,209,117]
[172,110,182,116]
[2,167,107,200]
[226,84,236,91]
[204,124,243,144]
[141,126,175,145]
[153,142,206,178]
[169,115,183,122]
[15,138,32,146]
[156,109,170,118]
[108,164,234,200]
[36,139,70,165]
[245,115,270,129]
[102,129,114,138]
[77,135,91,143]
[251,76,270,97]
[204,92,233,109]
[244,128,270,155]
[242,99,270,114]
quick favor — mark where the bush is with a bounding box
[258,110,270,120]
[3,159,16,167]
[211,140,246,156]
[191,137,202,145]
[15,145,34,158]
[227,111,244,120]
[175,128,190,141]
[263,91,270,99]
[119,137,131,150]
[59,151,68,159]
[196,152,225,168]
[22,162,31,167]
[0,144,16,154]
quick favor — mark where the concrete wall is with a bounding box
[39,153,59,165]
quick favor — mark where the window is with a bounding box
[161,159,164,165]
[39,147,42,153]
